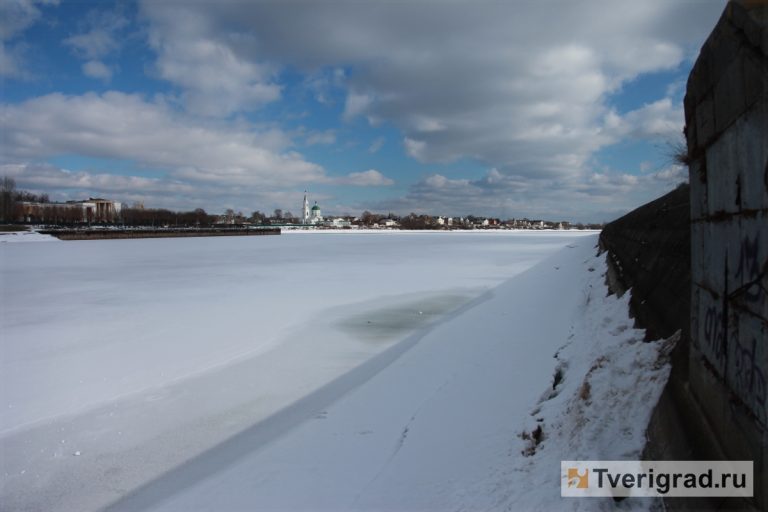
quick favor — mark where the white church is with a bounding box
[302,191,323,225]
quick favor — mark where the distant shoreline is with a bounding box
[37,227,281,241]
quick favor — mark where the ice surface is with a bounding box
[107,234,672,512]
[2,231,671,511]
[2,231,605,511]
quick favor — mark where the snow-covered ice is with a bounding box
[0,230,58,243]
[0,231,672,511]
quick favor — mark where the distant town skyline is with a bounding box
[0,1,725,222]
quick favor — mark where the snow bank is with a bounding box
[0,230,58,243]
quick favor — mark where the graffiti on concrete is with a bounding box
[734,233,765,304]
[732,335,767,425]
[703,304,727,368]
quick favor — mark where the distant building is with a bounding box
[17,198,121,224]
[310,202,323,223]
[302,191,310,224]
[300,192,324,225]
[324,218,351,228]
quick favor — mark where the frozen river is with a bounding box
[1,230,596,511]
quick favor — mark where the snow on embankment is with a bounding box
[109,235,674,512]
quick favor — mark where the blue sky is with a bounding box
[1,0,725,222]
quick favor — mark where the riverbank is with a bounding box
[37,227,280,240]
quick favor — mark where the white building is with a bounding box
[324,218,351,228]
[310,202,323,223]
[302,191,310,224]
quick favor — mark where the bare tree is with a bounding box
[0,176,17,222]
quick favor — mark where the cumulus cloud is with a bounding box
[0,91,326,187]
[0,44,23,77]
[368,163,688,223]
[368,137,385,153]
[63,9,127,59]
[2,1,720,219]
[82,60,112,81]
[305,129,336,146]
[604,98,684,141]
[339,169,394,187]
[0,0,58,78]
[141,2,281,117]
[0,0,56,40]
[1,162,192,195]
[343,91,373,122]
[2,161,329,215]
[62,5,127,82]
[136,1,719,180]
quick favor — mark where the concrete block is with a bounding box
[695,93,716,148]
[715,58,748,134]
[731,214,768,321]
[696,221,715,290]
[710,20,742,82]
[689,160,708,221]
[705,133,742,214]
[737,105,768,211]
[696,283,728,375]
[763,25,768,57]
[740,6,767,51]
[688,46,714,106]
[727,314,768,427]
[691,222,706,284]
[692,285,701,349]
[699,219,743,295]
[743,53,768,109]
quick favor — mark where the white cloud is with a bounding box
[0,91,326,187]
[62,6,127,82]
[343,91,373,121]
[136,1,721,180]
[0,0,56,40]
[651,164,687,183]
[2,161,332,216]
[340,169,394,187]
[0,0,58,78]
[368,136,385,153]
[606,98,684,141]
[141,2,281,117]
[367,164,689,223]
[82,60,112,81]
[0,43,23,77]
[64,24,121,60]
[1,162,192,195]
[403,138,426,160]
[305,130,336,146]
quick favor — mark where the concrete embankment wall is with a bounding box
[602,2,767,509]
[599,184,690,342]
[684,1,767,508]
[39,228,281,240]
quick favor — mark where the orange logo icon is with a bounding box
[567,468,589,488]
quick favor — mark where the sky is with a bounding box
[0,0,726,222]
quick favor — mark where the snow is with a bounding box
[0,230,58,243]
[0,231,672,512]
